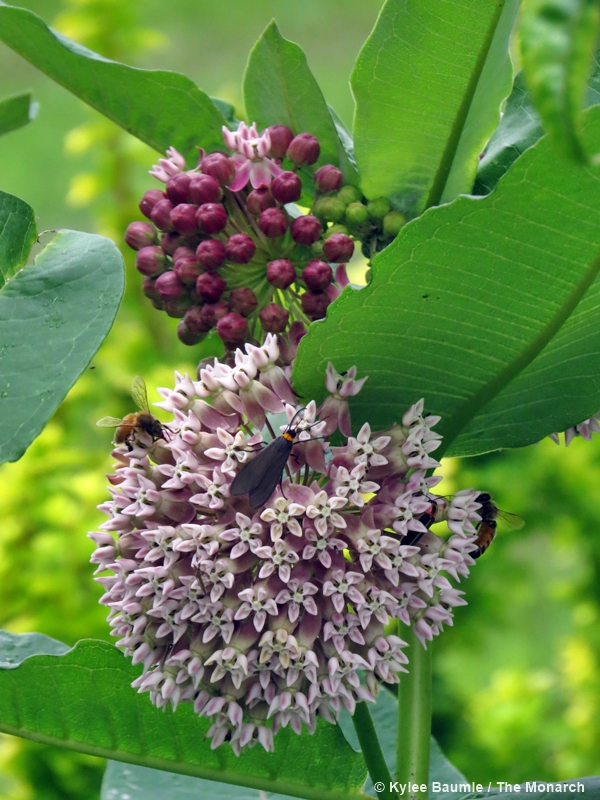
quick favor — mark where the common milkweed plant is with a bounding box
[1,1,600,799]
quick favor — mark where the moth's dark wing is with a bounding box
[131,375,150,412]
[230,437,292,509]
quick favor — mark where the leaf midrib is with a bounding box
[426,0,507,210]
[437,243,600,456]
[0,721,368,800]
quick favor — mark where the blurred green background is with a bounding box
[1,1,600,797]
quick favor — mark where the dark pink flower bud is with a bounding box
[266,259,296,290]
[302,259,333,291]
[259,303,289,333]
[259,208,289,238]
[229,287,258,316]
[161,232,183,255]
[225,233,256,264]
[177,320,206,345]
[189,174,221,205]
[150,198,175,232]
[314,165,343,194]
[155,270,186,299]
[163,295,194,318]
[246,187,277,215]
[125,221,157,250]
[135,246,167,277]
[183,305,212,334]
[201,152,236,186]
[173,248,201,285]
[142,276,163,308]
[288,133,320,166]
[291,215,322,245]
[323,233,354,263]
[195,203,228,235]
[267,125,294,159]
[170,203,199,236]
[271,171,302,204]
[139,189,165,218]
[200,300,228,328]
[196,239,226,271]
[166,173,192,204]
[196,272,226,302]
[301,290,331,320]
[216,311,247,347]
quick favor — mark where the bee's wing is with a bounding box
[496,510,524,531]
[96,416,126,428]
[131,375,150,412]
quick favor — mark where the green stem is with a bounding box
[352,702,396,800]
[396,626,432,800]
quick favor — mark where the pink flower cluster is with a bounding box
[90,335,482,753]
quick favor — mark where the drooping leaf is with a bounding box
[0,638,366,799]
[293,105,600,458]
[0,630,68,667]
[519,0,600,164]
[351,0,519,216]
[0,198,124,463]
[0,91,36,137]
[0,2,226,162]
[243,21,358,185]
[475,48,600,195]
[0,191,37,285]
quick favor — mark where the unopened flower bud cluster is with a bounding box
[91,334,483,753]
[125,122,369,349]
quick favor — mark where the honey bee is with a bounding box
[470,492,523,558]
[96,376,167,451]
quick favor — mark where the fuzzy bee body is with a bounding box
[97,377,167,451]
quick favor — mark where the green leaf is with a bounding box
[519,0,600,164]
[0,2,226,162]
[475,48,600,195]
[0,630,68,667]
[351,0,519,216]
[101,761,295,800]
[0,91,36,137]
[293,105,600,457]
[243,21,358,186]
[0,191,37,285]
[0,638,366,800]
[0,202,124,464]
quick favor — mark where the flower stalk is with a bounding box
[395,625,432,800]
[352,702,395,799]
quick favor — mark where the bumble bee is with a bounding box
[96,376,167,450]
[470,492,523,558]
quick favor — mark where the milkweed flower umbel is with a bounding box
[91,335,482,753]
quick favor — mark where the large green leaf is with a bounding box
[0,191,36,285]
[0,2,226,162]
[475,49,600,195]
[0,637,366,800]
[519,0,600,164]
[242,22,358,186]
[350,0,519,216]
[293,105,600,458]
[0,199,124,463]
[0,91,36,138]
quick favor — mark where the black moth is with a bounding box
[230,409,309,511]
